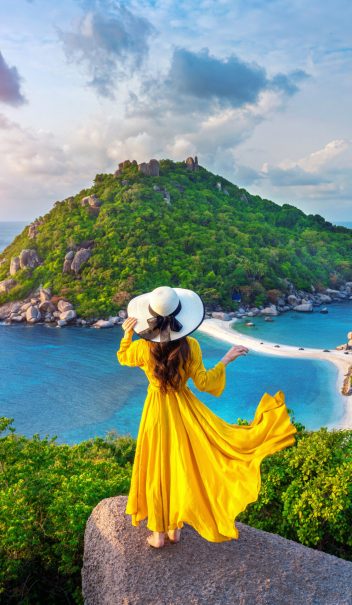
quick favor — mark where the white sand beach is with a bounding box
[197,318,352,430]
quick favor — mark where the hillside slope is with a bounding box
[0,157,351,317]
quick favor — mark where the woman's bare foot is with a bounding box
[146,531,165,548]
[167,528,181,543]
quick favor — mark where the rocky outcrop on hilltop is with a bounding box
[82,495,352,605]
[114,156,198,177]
[114,157,161,176]
[114,159,138,176]
[185,155,199,171]
[138,159,160,176]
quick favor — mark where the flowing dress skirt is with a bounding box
[125,384,296,542]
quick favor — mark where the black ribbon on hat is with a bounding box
[138,300,183,342]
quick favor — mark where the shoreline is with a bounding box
[197,318,352,430]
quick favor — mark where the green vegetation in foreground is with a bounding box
[0,416,351,604]
[0,159,351,316]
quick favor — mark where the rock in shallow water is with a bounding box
[293,303,313,312]
[92,319,114,328]
[260,305,278,316]
[59,309,76,322]
[211,312,231,321]
[58,300,73,313]
[26,305,41,323]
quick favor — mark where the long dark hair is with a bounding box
[149,337,190,393]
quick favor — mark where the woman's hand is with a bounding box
[220,344,249,366]
[122,317,137,335]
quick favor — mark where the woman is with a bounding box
[117,286,296,549]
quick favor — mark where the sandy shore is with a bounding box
[197,318,352,430]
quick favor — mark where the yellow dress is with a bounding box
[117,332,297,542]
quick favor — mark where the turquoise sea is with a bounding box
[0,220,350,443]
[233,302,352,349]
[0,323,343,443]
[0,221,27,251]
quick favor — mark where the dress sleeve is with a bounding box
[117,332,145,367]
[188,337,226,397]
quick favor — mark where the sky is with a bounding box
[0,0,351,223]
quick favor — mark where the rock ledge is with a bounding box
[82,496,352,605]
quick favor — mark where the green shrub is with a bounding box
[239,424,352,560]
[0,418,135,604]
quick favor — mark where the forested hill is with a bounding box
[0,157,351,317]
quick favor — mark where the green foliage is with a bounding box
[0,160,351,315]
[0,418,135,604]
[239,424,352,560]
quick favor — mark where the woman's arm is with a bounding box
[220,344,249,366]
[188,338,249,397]
[117,317,144,367]
[188,338,225,396]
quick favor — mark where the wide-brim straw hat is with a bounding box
[127,286,205,342]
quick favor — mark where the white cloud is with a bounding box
[0,0,351,222]
[57,5,154,98]
[0,77,298,220]
[245,138,352,220]
[279,139,350,172]
[0,119,91,220]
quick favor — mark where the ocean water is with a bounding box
[0,221,27,252]
[0,219,349,443]
[336,221,352,228]
[233,301,352,348]
[0,323,343,443]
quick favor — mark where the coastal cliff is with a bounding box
[0,157,351,320]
